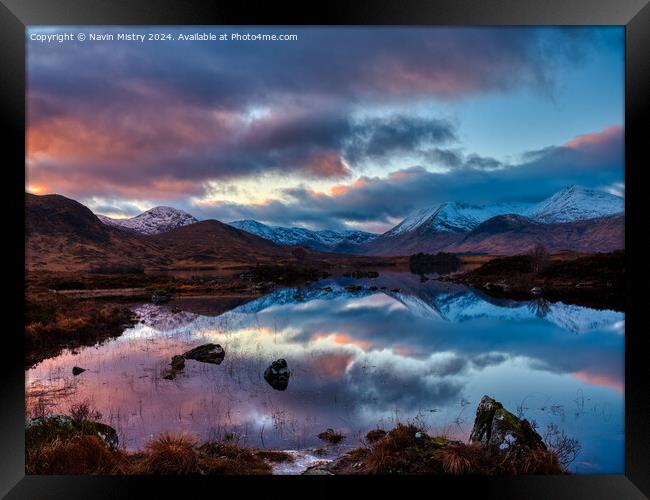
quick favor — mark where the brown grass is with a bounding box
[519,449,565,475]
[365,429,387,444]
[197,442,272,474]
[364,424,445,474]
[24,413,569,476]
[341,423,566,476]
[132,434,200,475]
[435,443,482,475]
[26,435,126,475]
[25,292,137,367]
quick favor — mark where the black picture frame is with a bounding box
[1,1,648,498]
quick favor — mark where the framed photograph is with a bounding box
[1,0,648,498]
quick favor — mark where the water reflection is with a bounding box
[26,272,624,473]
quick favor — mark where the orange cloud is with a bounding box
[571,370,623,394]
[330,178,370,197]
[26,169,202,199]
[564,125,622,150]
[393,346,417,357]
[305,151,351,179]
[332,334,372,350]
[27,117,134,163]
[312,331,372,351]
[311,352,355,378]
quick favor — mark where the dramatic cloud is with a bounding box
[190,125,623,232]
[27,27,622,201]
[344,115,457,164]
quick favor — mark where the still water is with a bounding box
[26,272,624,473]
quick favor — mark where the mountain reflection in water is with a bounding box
[25,272,624,473]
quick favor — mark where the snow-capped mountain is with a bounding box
[383,186,622,237]
[92,185,623,253]
[97,207,198,235]
[358,185,624,256]
[384,201,534,237]
[526,185,624,223]
[228,219,377,251]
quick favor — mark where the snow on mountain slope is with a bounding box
[527,185,624,223]
[384,201,535,237]
[544,303,624,334]
[380,185,623,238]
[97,207,198,235]
[228,220,377,250]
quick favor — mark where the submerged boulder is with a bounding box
[469,395,546,457]
[183,344,225,365]
[264,359,290,391]
[162,355,187,380]
[171,355,185,371]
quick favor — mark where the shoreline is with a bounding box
[25,253,624,367]
[25,396,571,475]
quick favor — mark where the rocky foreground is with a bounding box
[26,396,568,475]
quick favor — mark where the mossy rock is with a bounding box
[469,395,545,456]
[26,415,119,451]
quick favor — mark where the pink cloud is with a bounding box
[564,125,623,150]
[571,370,624,394]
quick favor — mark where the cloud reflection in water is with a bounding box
[26,273,624,473]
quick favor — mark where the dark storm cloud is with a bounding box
[464,154,504,171]
[344,116,457,164]
[27,27,614,197]
[192,125,623,230]
[28,27,577,115]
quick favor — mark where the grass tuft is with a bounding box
[133,433,200,475]
[26,435,125,475]
[435,443,482,475]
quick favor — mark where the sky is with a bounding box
[26,27,624,233]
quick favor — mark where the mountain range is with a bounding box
[95,185,624,256]
[26,185,624,270]
[355,186,623,255]
[228,220,377,252]
[91,185,623,256]
[26,193,296,271]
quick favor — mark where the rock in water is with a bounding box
[469,395,546,458]
[183,344,225,365]
[171,355,185,371]
[317,428,345,444]
[162,355,187,380]
[72,366,86,376]
[264,359,290,391]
